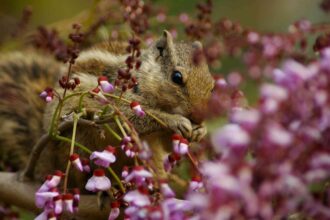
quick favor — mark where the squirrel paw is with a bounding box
[190,123,207,142]
[167,114,192,139]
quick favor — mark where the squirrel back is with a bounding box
[0,52,63,171]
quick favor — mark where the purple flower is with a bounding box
[160,180,175,198]
[124,189,151,207]
[266,123,293,147]
[130,101,146,117]
[70,153,83,172]
[125,166,153,185]
[230,108,260,130]
[85,169,111,192]
[81,158,91,173]
[188,176,203,192]
[35,189,59,208]
[63,193,74,213]
[53,195,63,215]
[212,124,250,157]
[90,146,116,167]
[46,170,64,189]
[172,134,189,155]
[98,76,115,93]
[108,202,120,220]
[39,87,54,103]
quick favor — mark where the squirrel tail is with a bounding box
[0,52,61,171]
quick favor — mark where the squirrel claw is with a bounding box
[168,115,192,139]
[190,123,207,142]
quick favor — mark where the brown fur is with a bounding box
[0,31,214,192]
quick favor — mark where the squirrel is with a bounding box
[0,30,214,191]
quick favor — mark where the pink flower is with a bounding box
[63,193,74,213]
[108,202,120,220]
[40,87,54,103]
[85,169,111,192]
[189,176,203,192]
[53,195,63,215]
[70,153,83,172]
[35,210,56,220]
[230,108,260,130]
[179,13,189,24]
[35,189,59,208]
[125,166,153,185]
[130,101,145,117]
[72,188,80,212]
[124,189,151,207]
[98,76,114,93]
[212,124,250,156]
[122,166,129,178]
[90,146,116,167]
[160,180,175,198]
[174,137,189,155]
[81,158,91,173]
[46,170,64,188]
[91,87,107,102]
[172,134,181,151]
[163,153,181,172]
[37,175,53,193]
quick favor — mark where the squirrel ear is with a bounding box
[155,30,176,62]
[192,41,203,50]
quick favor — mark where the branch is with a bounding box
[20,118,99,180]
[0,172,109,219]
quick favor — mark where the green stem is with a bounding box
[49,93,83,136]
[107,167,125,193]
[63,113,80,193]
[104,124,122,141]
[78,92,89,113]
[55,135,91,154]
[103,93,168,128]
[114,115,127,137]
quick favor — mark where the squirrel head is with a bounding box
[138,30,214,124]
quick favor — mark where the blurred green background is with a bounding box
[0,0,328,32]
[0,0,328,219]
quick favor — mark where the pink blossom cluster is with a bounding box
[185,48,330,220]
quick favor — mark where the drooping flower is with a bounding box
[69,153,83,172]
[85,169,111,192]
[35,189,59,208]
[81,158,91,173]
[188,176,203,192]
[37,175,53,193]
[172,134,181,151]
[72,188,80,213]
[163,153,181,172]
[160,180,175,198]
[125,166,153,185]
[40,87,54,103]
[122,166,129,178]
[53,195,63,215]
[130,101,146,117]
[46,170,64,189]
[174,137,189,155]
[63,193,74,213]
[91,87,107,102]
[98,76,115,93]
[212,124,250,157]
[90,146,116,167]
[124,188,151,207]
[108,201,120,220]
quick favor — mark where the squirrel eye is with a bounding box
[171,71,184,85]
